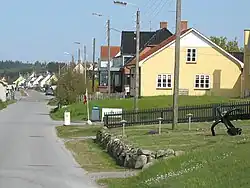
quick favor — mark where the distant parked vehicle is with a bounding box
[45,88,54,96]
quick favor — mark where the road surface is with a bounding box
[0,90,98,188]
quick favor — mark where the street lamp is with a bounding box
[114,1,140,112]
[64,52,74,68]
[92,12,111,95]
[74,42,91,125]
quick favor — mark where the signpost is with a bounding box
[64,111,71,126]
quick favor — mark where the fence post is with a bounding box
[186,113,193,131]
[120,120,127,137]
[104,115,109,127]
[157,117,163,135]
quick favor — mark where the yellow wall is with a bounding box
[141,45,242,97]
[243,30,250,96]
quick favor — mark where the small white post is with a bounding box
[64,110,71,126]
[187,113,193,131]
[120,120,127,138]
[157,117,163,135]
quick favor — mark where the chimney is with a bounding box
[181,20,188,31]
[160,22,168,29]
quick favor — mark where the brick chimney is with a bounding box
[181,20,188,31]
[160,22,168,29]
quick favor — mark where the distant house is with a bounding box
[98,46,120,93]
[0,81,7,102]
[125,21,244,98]
[46,74,58,85]
[33,75,44,87]
[40,73,52,88]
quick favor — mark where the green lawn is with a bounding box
[97,121,250,188]
[0,99,16,110]
[50,95,241,121]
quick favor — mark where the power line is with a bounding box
[151,0,173,21]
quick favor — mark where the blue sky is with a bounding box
[0,0,249,63]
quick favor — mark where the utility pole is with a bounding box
[92,38,96,92]
[172,0,182,130]
[107,19,111,95]
[84,45,87,84]
[134,9,140,112]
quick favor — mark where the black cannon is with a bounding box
[211,107,242,136]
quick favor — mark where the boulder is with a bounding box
[135,155,147,169]
[174,150,185,157]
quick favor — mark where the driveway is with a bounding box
[0,90,98,188]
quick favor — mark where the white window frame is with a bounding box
[186,48,197,63]
[156,74,172,89]
[194,74,210,89]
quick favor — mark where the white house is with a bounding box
[33,75,44,87]
[40,74,52,88]
[0,81,7,102]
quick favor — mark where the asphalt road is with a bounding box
[0,90,98,188]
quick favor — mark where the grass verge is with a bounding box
[50,95,241,121]
[97,121,250,187]
[56,125,125,172]
[47,97,59,106]
[56,125,102,138]
[20,89,28,96]
[65,139,125,172]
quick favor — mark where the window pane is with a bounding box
[192,57,196,61]
[200,83,204,88]
[205,79,209,83]
[187,49,191,53]
[205,84,209,88]
[195,83,199,88]
[192,49,196,53]
[196,75,199,79]
[187,57,191,61]
[157,75,161,87]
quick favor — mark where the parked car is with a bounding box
[45,88,54,96]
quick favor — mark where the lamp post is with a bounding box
[64,52,74,69]
[74,42,91,125]
[92,12,111,95]
[114,1,140,112]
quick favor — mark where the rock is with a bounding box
[147,156,155,163]
[174,150,185,157]
[156,149,175,159]
[135,155,147,169]
[137,149,153,156]
[166,149,175,156]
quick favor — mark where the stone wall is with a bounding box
[95,127,185,169]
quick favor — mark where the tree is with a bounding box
[210,36,243,52]
[55,69,87,105]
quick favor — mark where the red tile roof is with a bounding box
[100,46,120,60]
[126,29,191,67]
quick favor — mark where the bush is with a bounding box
[55,69,87,105]
[0,100,7,110]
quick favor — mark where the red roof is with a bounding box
[100,46,120,60]
[126,29,191,67]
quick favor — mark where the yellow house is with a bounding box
[46,74,58,85]
[126,22,244,98]
[243,29,250,96]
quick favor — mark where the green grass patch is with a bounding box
[98,121,250,187]
[50,95,241,121]
[56,125,102,138]
[47,97,59,106]
[20,89,28,96]
[65,139,125,172]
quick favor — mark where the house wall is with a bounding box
[0,84,6,102]
[140,31,242,97]
[243,30,250,97]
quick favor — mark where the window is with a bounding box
[157,74,172,88]
[186,48,197,62]
[195,74,210,89]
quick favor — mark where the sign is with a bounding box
[64,111,71,126]
[101,108,123,122]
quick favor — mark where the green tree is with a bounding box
[210,36,243,52]
[55,69,86,105]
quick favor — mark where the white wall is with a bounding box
[0,84,6,102]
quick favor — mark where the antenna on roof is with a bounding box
[149,21,152,32]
